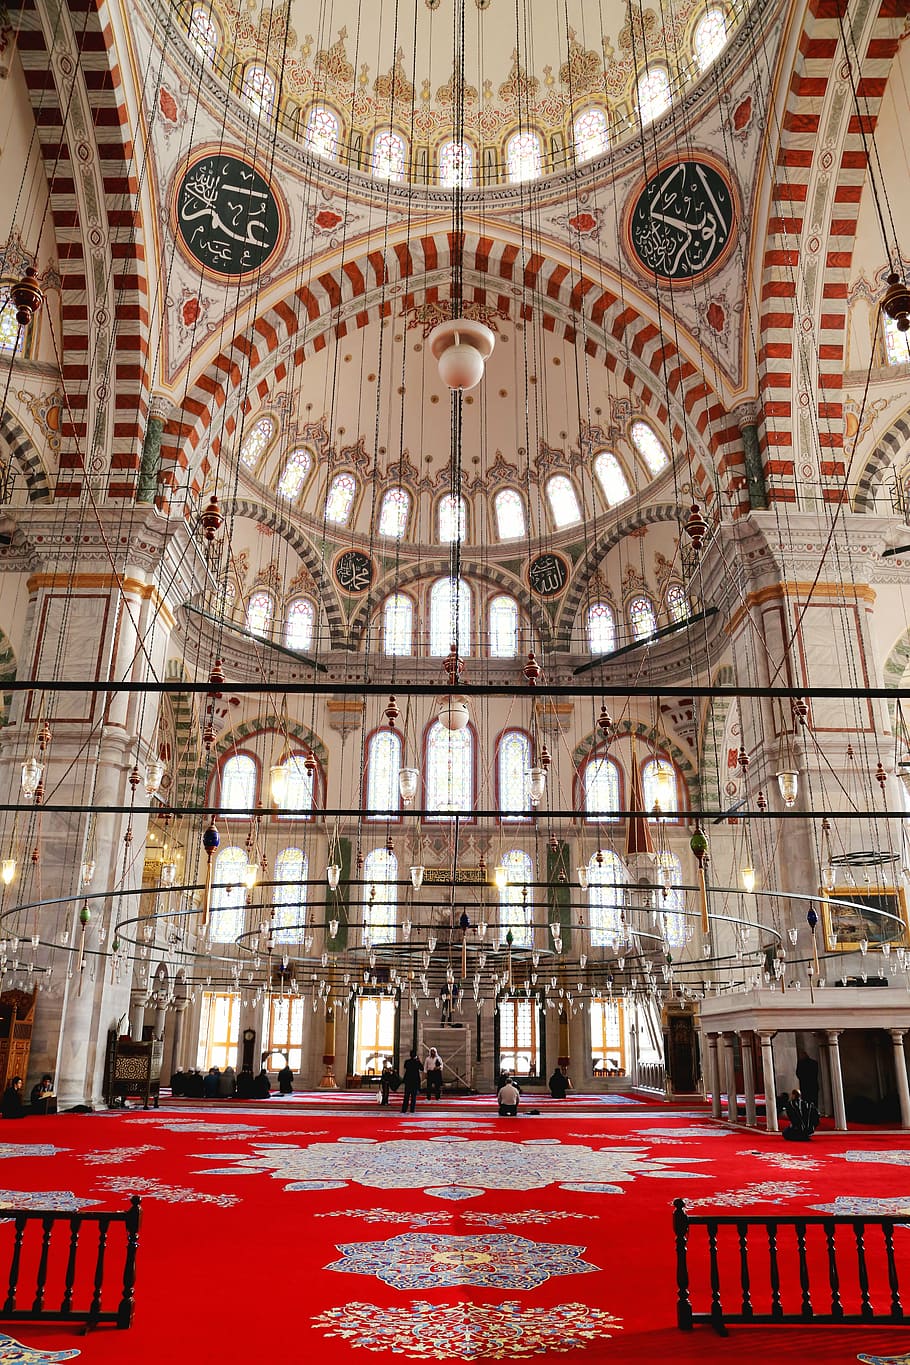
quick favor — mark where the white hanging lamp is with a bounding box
[428,319,495,392]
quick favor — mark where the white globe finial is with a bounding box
[428,318,495,392]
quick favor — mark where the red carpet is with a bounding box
[0,1102,908,1363]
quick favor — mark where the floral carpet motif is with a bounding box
[315,1208,594,1229]
[78,1145,163,1166]
[687,1181,812,1208]
[0,1191,99,1213]
[811,1196,910,1218]
[0,1146,66,1161]
[858,1352,910,1364]
[744,1149,821,1171]
[99,1176,238,1208]
[834,1151,910,1166]
[0,1336,79,1363]
[312,1298,622,1358]
[326,1232,598,1290]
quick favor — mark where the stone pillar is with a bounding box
[759,1031,778,1133]
[817,1034,832,1117]
[557,1008,570,1070]
[170,996,189,1075]
[153,1005,167,1041]
[732,402,767,510]
[723,1034,738,1123]
[129,990,146,1042]
[705,1032,722,1118]
[890,1029,910,1130]
[741,1032,757,1126]
[826,1029,848,1131]
[320,1004,338,1088]
[135,394,173,504]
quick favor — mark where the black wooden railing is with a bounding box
[673,1197,906,1335]
[0,1197,141,1331]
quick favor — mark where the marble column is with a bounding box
[732,402,767,510]
[741,1032,757,1126]
[135,394,173,505]
[705,1032,722,1118]
[723,1033,738,1123]
[890,1029,910,1130]
[320,1004,338,1088]
[129,990,147,1042]
[170,997,189,1075]
[826,1029,848,1131]
[759,1031,778,1132]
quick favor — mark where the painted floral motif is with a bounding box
[99,1177,238,1208]
[687,1182,812,1209]
[79,1145,163,1166]
[328,1232,597,1291]
[0,1191,99,1213]
[312,1299,622,1358]
[316,1208,594,1229]
[0,1335,79,1363]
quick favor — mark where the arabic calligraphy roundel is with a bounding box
[627,159,736,282]
[174,152,283,277]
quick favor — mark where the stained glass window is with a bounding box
[426,720,473,817]
[438,493,467,543]
[325,472,356,524]
[573,107,610,163]
[210,846,247,943]
[587,850,626,947]
[379,487,410,539]
[630,421,669,475]
[584,756,620,822]
[439,140,474,188]
[628,595,658,642]
[246,590,274,637]
[587,602,616,655]
[498,848,534,948]
[594,452,631,506]
[637,66,671,125]
[273,847,307,943]
[884,313,910,366]
[276,754,315,819]
[366,729,401,820]
[498,996,539,1076]
[305,105,340,160]
[657,851,687,948]
[239,416,275,469]
[489,595,519,659]
[285,598,315,651]
[383,593,413,656]
[189,6,218,63]
[506,131,542,183]
[494,488,526,540]
[0,299,22,354]
[498,730,532,820]
[429,577,471,657]
[643,757,677,820]
[241,64,276,120]
[277,448,312,500]
[363,848,397,945]
[666,583,690,623]
[220,753,257,815]
[373,129,407,181]
[546,474,582,528]
[693,8,728,71]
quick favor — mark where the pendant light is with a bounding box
[399,768,419,805]
[144,758,165,797]
[0,859,15,886]
[741,866,756,894]
[270,762,289,806]
[527,766,546,806]
[409,865,425,890]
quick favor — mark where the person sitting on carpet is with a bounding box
[30,1074,54,1106]
[401,1049,423,1113]
[253,1068,271,1098]
[1,1076,24,1119]
[277,1063,294,1095]
[203,1067,220,1099]
[218,1065,237,1098]
[548,1066,571,1099]
[497,1078,521,1117]
[169,1067,185,1097]
[426,1047,443,1100]
[782,1088,818,1142]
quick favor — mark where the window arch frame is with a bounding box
[545,473,583,529]
[276,446,314,502]
[636,64,672,126]
[578,748,623,824]
[665,582,691,625]
[238,414,277,471]
[284,596,316,653]
[372,127,408,181]
[489,593,520,659]
[272,846,309,944]
[422,717,477,823]
[572,105,610,163]
[586,849,627,948]
[382,590,414,657]
[629,419,670,477]
[240,62,277,120]
[493,487,527,541]
[304,102,342,160]
[692,6,729,72]
[593,450,632,507]
[429,576,471,658]
[188,5,220,64]
[210,845,249,943]
[272,748,322,823]
[641,754,685,824]
[437,491,468,544]
[586,600,617,656]
[0,282,34,359]
[497,847,535,948]
[245,589,276,639]
[211,750,260,822]
[378,485,411,540]
[362,848,399,946]
[437,138,475,188]
[627,593,659,643]
[495,727,534,824]
[504,128,543,183]
[363,726,403,824]
[324,470,358,526]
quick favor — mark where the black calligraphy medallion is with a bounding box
[627,160,735,282]
[174,153,282,277]
[528,553,568,597]
[334,550,373,594]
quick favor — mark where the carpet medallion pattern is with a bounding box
[0,1337,79,1363]
[326,1232,598,1290]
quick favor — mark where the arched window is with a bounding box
[210,846,247,943]
[657,851,687,949]
[0,296,22,354]
[241,64,276,119]
[628,595,658,642]
[489,595,519,659]
[429,577,471,657]
[630,420,669,475]
[363,848,397,945]
[273,847,307,943]
[573,107,610,163]
[498,729,532,820]
[285,598,315,652]
[587,602,616,655]
[188,6,219,63]
[584,755,620,822]
[587,850,626,948]
[498,849,534,948]
[439,140,474,188]
[506,130,542,182]
[425,720,473,816]
[275,754,315,819]
[546,474,582,528]
[277,448,312,500]
[366,729,401,820]
[305,105,340,160]
[494,488,526,540]
[884,313,910,366]
[373,129,407,181]
[693,7,728,71]
[666,583,690,623]
[325,472,356,525]
[220,753,257,815]
[245,590,274,637]
[383,593,413,656]
[438,493,467,544]
[379,487,410,539]
[642,757,678,819]
[239,416,275,469]
[637,66,671,125]
[594,451,631,506]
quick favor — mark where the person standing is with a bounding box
[401,1049,423,1113]
[426,1047,443,1100]
[379,1058,395,1106]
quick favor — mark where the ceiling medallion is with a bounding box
[172,151,284,279]
[334,549,374,594]
[625,158,736,283]
[528,553,568,597]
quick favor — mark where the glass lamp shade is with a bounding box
[21,758,42,799]
[0,859,15,887]
[437,695,470,731]
[159,862,177,887]
[144,759,165,796]
[270,763,289,806]
[242,861,258,890]
[787,926,798,945]
[493,864,509,891]
[859,937,869,956]
[409,864,425,890]
[327,864,341,891]
[527,767,546,806]
[654,766,674,810]
[80,859,95,888]
[427,934,437,953]
[741,865,756,894]
[577,866,589,890]
[477,921,487,938]
[822,863,836,892]
[399,768,419,805]
[776,769,799,808]
[579,952,588,969]
[329,918,339,938]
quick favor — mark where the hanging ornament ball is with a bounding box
[202,819,220,856]
[882,273,910,332]
[11,266,44,327]
[597,704,613,739]
[689,826,709,863]
[200,493,223,542]
[385,695,400,728]
[793,696,809,727]
[506,929,514,947]
[428,319,495,391]
[459,911,470,931]
[209,658,225,688]
[79,903,91,927]
[806,908,819,930]
[540,744,551,771]
[523,651,541,686]
[875,761,887,792]
[304,749,318,777]
[684,503,709,555]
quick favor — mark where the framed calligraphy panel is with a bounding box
[173,151,284,278]
[334,550,374,594]
[527,553,568,597]
[626,158,736,282]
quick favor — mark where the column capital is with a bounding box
[757,1030,776,1043]
[147,393,175,424]
[890,1027,907,1042]
[731,401,762,429]
[826,1028,843,1044]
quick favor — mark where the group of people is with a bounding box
[1,1074,54,1119]
[169,1064,294,1100]
[380,1046,446,1111]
